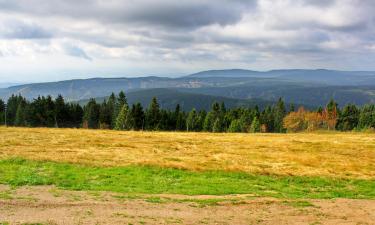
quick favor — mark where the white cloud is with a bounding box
[0,0,374,82]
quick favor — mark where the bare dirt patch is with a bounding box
[0,185,374,225]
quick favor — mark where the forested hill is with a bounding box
[1,69,375,107]
[78,88,280,111]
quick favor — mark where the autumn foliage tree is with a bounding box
[283,101,339,133]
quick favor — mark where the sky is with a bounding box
[0,0,375,82]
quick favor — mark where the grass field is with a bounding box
[0,127,374,179]
[1,127,375,224]
[0,126,374,198]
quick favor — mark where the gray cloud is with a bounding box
[0,0,374,82]
[0,20,53,39]
[64,45,92,61]
[0,0,255,29]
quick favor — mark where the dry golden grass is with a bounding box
[0,126,374,179]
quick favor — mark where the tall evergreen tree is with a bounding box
[337,104,359,131]
[0,99,5,125]
[67,103,83,128]
[186,108,199,131]
[145,97,160,130]
[174,104,185,131]
[115,105,130,130]
[273,98,286,133]
[228,119,242,133]
[14,102,27,126]
[83,99,100,129]
[6,95,26,126]
[113,91,128,126]
[249,117,261,133]
[130,103,145,130]
[203,112,215,132]
[358,104,375,129]
[54,95,69,128]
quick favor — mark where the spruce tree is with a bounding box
[249,117,261,133]
[0,99,4,125]
[203,112,214,131]
[228,119,242,133]
[212,118,222,133]
[54,95,69,128]
[115,105,129,130]
[145,97,160,130]
[14,103,26,126]
[130,103,145,130]
[113,91,128,126]
[83,99,100,129]
[273,98,286,133]
[186,108,198,131]
[337,104,359,131]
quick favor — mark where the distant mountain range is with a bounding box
[78,88,281,111]
[1,69,375,108]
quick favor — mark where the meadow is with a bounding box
[1,127,375,224]
[0,127,374,179]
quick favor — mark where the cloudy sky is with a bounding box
[0,0,375,82]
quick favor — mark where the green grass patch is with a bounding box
[0,158,374,199]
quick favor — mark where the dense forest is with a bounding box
[0,91,374,133]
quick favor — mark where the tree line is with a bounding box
[0,91,374,132]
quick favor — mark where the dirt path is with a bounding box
[0,185,374,225]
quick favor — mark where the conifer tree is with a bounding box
[186,108,198,131]
[145,97,160,130]
[113,91,128,125]
[83,99,100,129]
[0,99,5,125]
[14,103,26,126]
[212,118,222,133]
[337,104,359,131]
[228,119,242,133]
[273,98,286,133]
[249,117,261,133]
[115,105,130,130]
[130,103,145,130]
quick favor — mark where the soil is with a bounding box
[0,185,374,225]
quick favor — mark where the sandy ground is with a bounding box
[0,185,374,225]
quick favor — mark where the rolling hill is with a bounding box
[1,69,375,107]
[78,88,279,111]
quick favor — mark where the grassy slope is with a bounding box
[1,158,374,199]
[0,127,374,199]
[1,127,374,179]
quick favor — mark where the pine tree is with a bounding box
[0,99,5,125]
[115,105,130,130]
[145,97,160,130]
[113,91,128,126]
[54,95,69,128]
[186,108,198,131]
[212,118,222,133]
[358,105,375,129]
[130,103,145,130]
[14,103,26,126]
[228,119,242,133]
[273,98,286,133]
[203,112,214,131]
[83,99,100,129]
[6,95,26,126]
[249,117,261,133]
[337,104,359,131]
[174,104,183,131]
[107,93,116,128]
